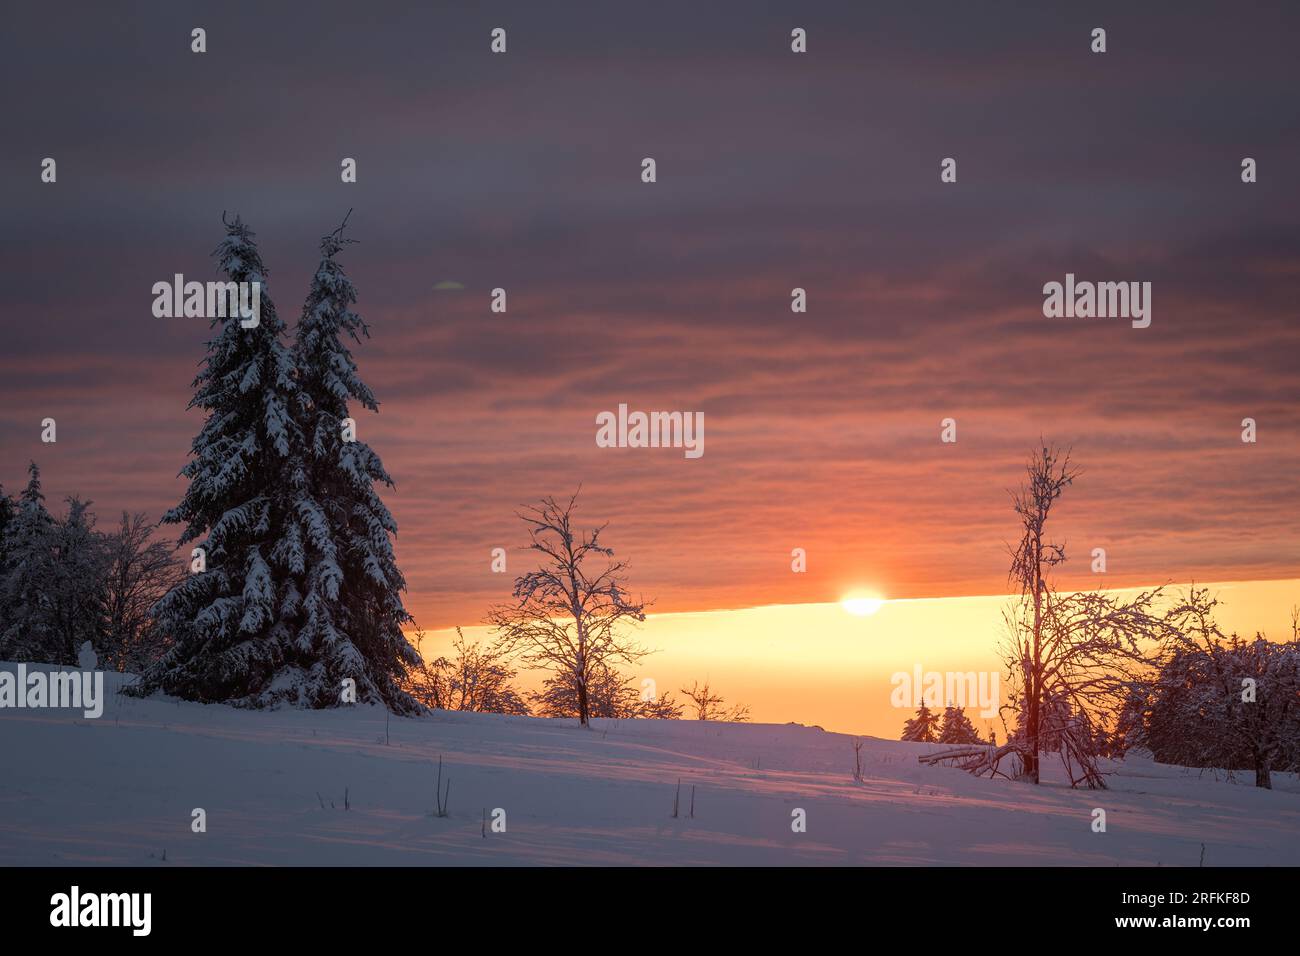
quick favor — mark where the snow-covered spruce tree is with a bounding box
[0,463,57,661]
[901,703,939,742]
[0,481,16,634]
[130,216,337,707]
[937,705,983,745]
[289,217,420,712]
[0,468,106,665]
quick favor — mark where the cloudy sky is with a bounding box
[2,0,1297,674]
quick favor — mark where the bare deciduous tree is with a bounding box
[680,679,750,722]
[405,623,446,709]
[531,668,628,719]
[1006,443,1078,783]
[444,627,531,715]
[100,512,186,671]
[924,444,1193,789]
[639,687,685,719]
[1143,589,1300,789]
[489,492,649,727]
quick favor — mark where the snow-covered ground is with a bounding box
[1,667,1297,866]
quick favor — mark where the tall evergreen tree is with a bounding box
[0,463,57,660]
[130,216,320,707]
[290,216,419,712]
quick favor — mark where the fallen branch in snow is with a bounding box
[919,742,1109,788]
[919,743,1023,781]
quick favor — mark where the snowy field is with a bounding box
[1,667,1298,866]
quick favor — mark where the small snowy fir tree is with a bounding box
[46,497,109,664]
[0,481,16,632]
[901,702,940,742]
[130,216,322,707]
[0,463,57,661]
[937,705,984,744]
[289,215,420,712]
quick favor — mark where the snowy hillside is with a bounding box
[2,666,1297,866]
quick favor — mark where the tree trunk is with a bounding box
[1025,563,1043,784]
[1255,756,1272,789]
[1023,700,1040,783]
[577,677,590,728]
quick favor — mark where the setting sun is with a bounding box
[841,593,885,617]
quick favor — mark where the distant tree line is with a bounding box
[900,703,989,745]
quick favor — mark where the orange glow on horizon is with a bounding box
[412,577,1300,740]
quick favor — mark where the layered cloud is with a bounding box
[2,1,1296,627]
